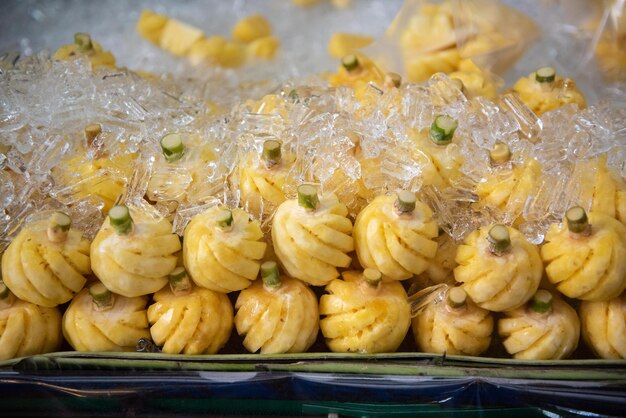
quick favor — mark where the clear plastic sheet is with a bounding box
[1,353,625,416]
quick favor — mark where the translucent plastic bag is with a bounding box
[367,0,539,82]
[591,0,626,82]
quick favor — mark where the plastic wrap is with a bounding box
[590,0,626,82]
[0,352,625,416]
[367,0,538,82]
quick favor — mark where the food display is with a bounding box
[412,286,493,356]
[56,148,136,215]
[53,33,116,69]
[353,191,438,281]
[238,139,293,219]
[272,185,354,286]
[148,268,233,354]
[381,0,537,82]
[498,290,580,360]
[418,232,458,286]
[183,206,267,292]
[0,284,62,360]
[585,156,626,224]
[474,144,541,224]
[62,283,150,352]
[0,0,624,364]
[319,269,411,353]
[408,123,464,190]
[511,67,586,116]
[91,205,181,297]
[454,224,543,312]
[2,212,91,307]
[541,207,626,301]
[146,133,217,206]
[580,294,626,359]
[235,261,319,354]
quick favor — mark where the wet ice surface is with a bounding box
[0,0,624,251]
